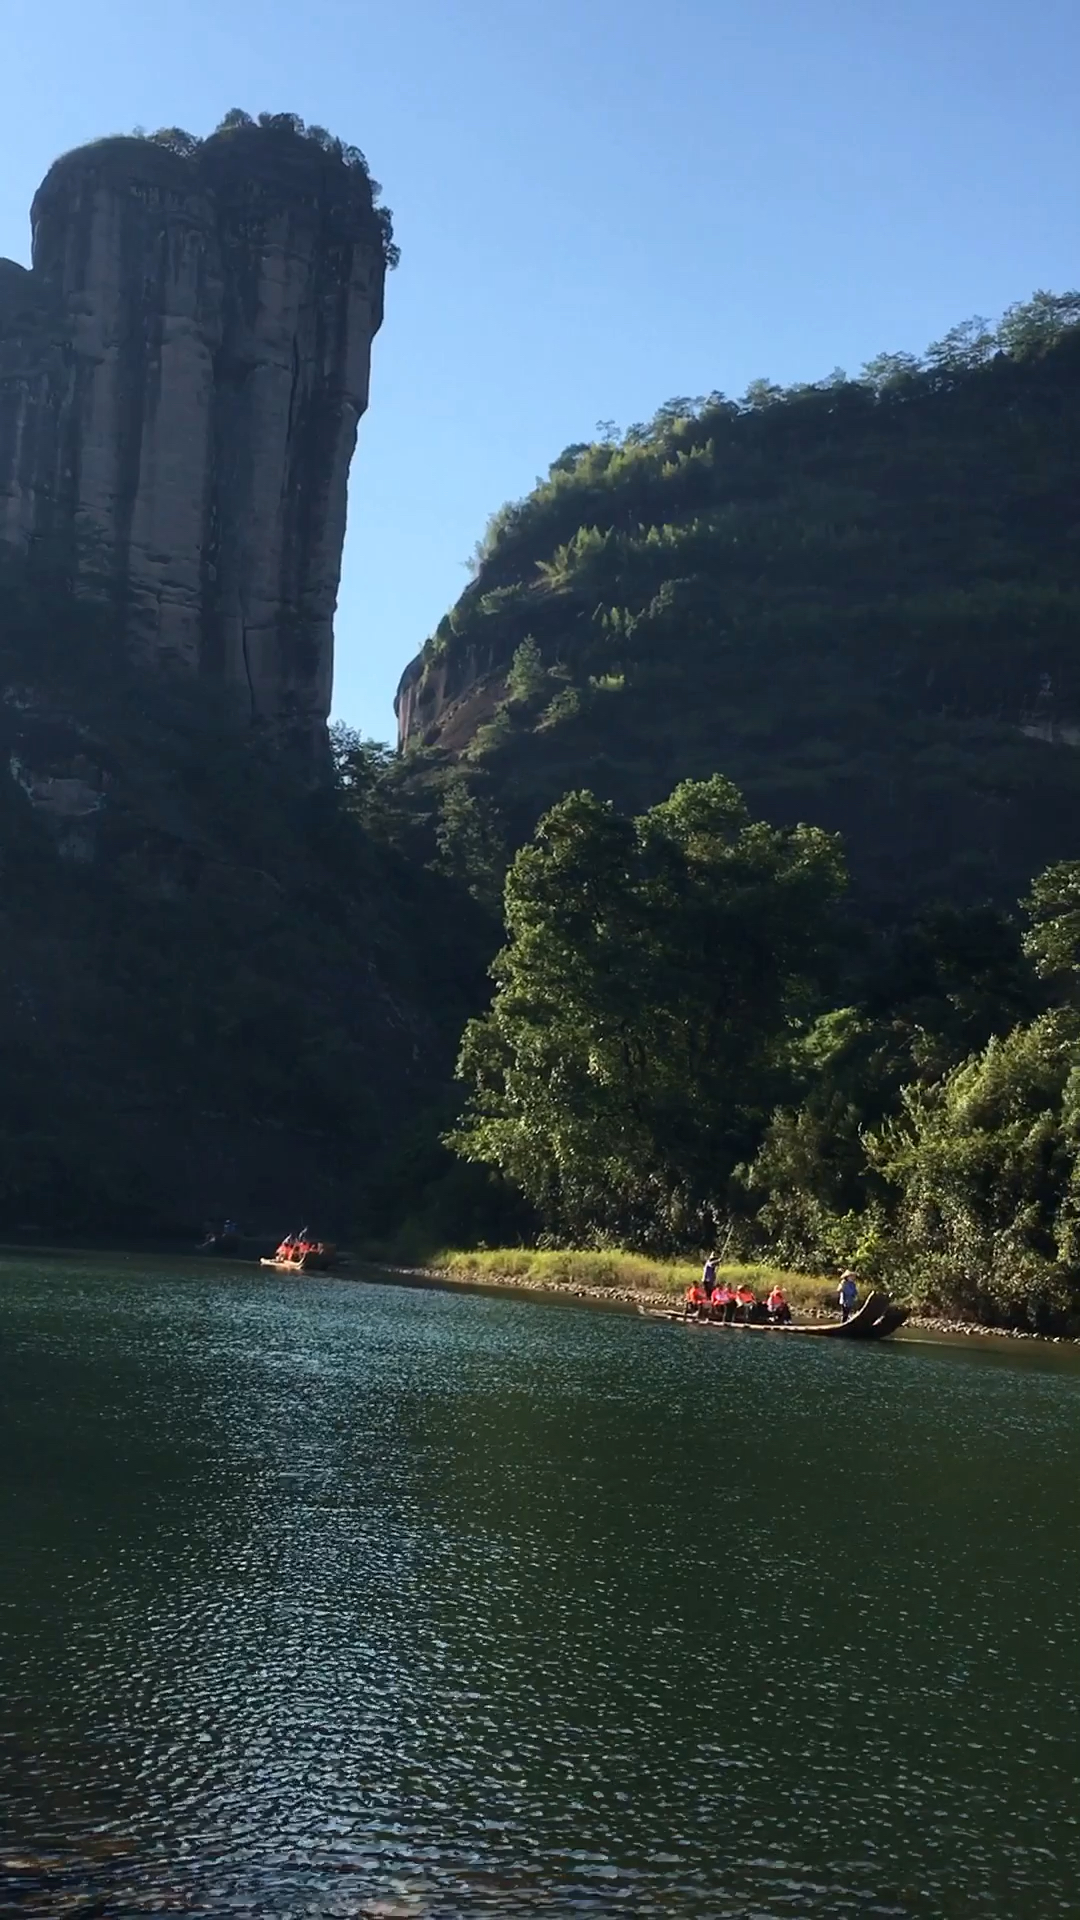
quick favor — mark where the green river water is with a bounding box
[1,1253,1078,1918]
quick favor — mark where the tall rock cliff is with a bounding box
[0,118,389,752]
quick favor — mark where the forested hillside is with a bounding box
[398,293,1080,911]
[379,295,1080,1326]
[0,562,486,1238]
[8,286,1080,1325]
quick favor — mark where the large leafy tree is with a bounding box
[450,776,845,1247]
[736,903,1042,1269]
[1024,861,1080,989]
[861,866,1080,1325]
[867,1011,1080,1324]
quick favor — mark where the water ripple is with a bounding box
[1,1258,1079,1915]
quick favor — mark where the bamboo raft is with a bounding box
[646,1289,907,1342]
[260,1245,338,1274]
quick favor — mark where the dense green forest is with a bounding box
[0,562,482,1237]
[379,294,1080,1328]
[445,773,1080,1328]
[6,290,1080,1328]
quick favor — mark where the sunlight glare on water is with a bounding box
[1,1254,1079,1916]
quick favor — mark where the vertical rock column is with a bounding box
[0,125,386,751]
[0,262,59,553]
[30,144,220,669]
[201,128,383,744]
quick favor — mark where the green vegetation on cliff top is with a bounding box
[47,110,399,269]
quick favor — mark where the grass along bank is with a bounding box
[363,1245,1080,1341]
[425,1248,835,1313]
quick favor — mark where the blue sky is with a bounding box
[2,0,1078,740]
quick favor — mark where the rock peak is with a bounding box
[0,114,391,754]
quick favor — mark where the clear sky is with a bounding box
[2,0,1078,740]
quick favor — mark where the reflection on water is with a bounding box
[1,1255,1079,1916]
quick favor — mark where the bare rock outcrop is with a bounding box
[0,117,389,753]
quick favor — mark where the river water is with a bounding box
[1,1254,1078,1918]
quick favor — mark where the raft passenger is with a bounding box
[683,1281,709,1321]
[766,1285,791,1325]
[735,1284,757,1323]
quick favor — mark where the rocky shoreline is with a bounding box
[377,1264,1078,1345]
[904,1313,1075,1343]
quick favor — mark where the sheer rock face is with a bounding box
[395,637,507,751]
[0,129,385,750]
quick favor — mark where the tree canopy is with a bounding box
[450,777,845,1247]
[128,111,399,268]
